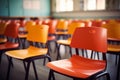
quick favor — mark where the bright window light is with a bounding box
[56,0,73,12]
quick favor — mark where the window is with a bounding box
[96,0,106,10]
[84,0,106,11]
[56,0,73,12]
[55,0,106,12]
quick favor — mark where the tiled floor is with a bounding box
[0,43,119,80]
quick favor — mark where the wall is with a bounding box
[52,10,120,19]
[0,0,50,17]
[0,0,9,16]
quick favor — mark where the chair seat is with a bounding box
[5,46,48,59]
[0,42,19,50]
[18,34,27,38]
[56,31,68,35]
[47,55,106,79]
[57,39,71,45]
[0,38,7,43]
[48,36,56,41]
[108,38,120,42]
[108,44,120,52]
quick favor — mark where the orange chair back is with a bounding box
[56,19,68,30]
[102,22,120,39]
[0,21,8,35]
[67,22,85,35]
[113,23,120,39]
[27,24,49,43]
[4,21,19,38]
[71,27,107,53]
[25,20,35,31]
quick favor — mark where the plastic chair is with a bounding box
[103,23,120,80]
[18,20,35,49]
[55,19,69,40]
[102,22,120,63]
[46,27,110,80]
[91,20,106,27]
[0,21,19,64]
[5,24,51,80]
[91,21,120,60]
[0,21,8,44]
[56,22,85,59]
[47,19,58,54]
[102,21,120,40]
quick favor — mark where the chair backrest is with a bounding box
[0,21,8,35]
[25,20,35,31]
[91,20,106,27]
[102,22,120,39]
[56,19,68,31]
[67,22,85,35]
[27,24,49,43]
[48,20,57,34]
[4,21,19,38]
[70,27,107,53]
[113,23,120,39]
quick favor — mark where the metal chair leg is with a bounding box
[54,41,57,54]
[69,46,72,56]
[106,73,111,80]
[48,69,55,80]
[73,78,80,80]
[7,56,14,67]
[81,49,84,57]
[116,55,120,80]
[23,61,27,71]
[0,53,2,64]
[32,61,38,80]
[25,61,31,80]
[43,58,46,66]
[85,50,88,58]
[56,44,61,60]
[90,51,94,59]
[115,55,119,65]
[6,57,12,80]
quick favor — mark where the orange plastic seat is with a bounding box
[5,24,51,80]
[46,27,110,80]
[0,21,19,63]
[0,38,7,44]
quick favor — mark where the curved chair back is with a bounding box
[102,22,120,39]
[0,21,8,35]
[48,20,57,34]
[67,22,85,35]
[71,27,107,53]
[25,20,35,31]
[4,21,19,38]
[56,19,68,31]
[27,24,49,43]
[113,23,120,39]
